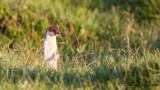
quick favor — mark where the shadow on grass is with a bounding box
[0,60,159,89]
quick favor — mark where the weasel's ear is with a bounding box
[47,25,52,30]
[56,25,59,30]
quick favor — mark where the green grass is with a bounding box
[0,0,160,89]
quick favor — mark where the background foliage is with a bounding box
[0,0,160,89]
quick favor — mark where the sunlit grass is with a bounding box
[0,0,160,89]
[0,34,160,89]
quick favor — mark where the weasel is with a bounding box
[42,25,60,70]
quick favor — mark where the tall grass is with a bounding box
[0,0,160,89]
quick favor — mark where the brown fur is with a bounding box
[47,25,60,34]
[56,48,60,70]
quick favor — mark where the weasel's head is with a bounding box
[47,25,60,36]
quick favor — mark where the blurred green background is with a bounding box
[0,0,160,89]
[0,0,160,50]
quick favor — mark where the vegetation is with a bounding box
[0,0,160,89]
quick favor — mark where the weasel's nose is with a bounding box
[56,31,60,34]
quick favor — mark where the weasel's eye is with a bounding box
[48,29,52,32]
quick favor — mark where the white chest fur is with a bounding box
[43,32,59,70]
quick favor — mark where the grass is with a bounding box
[0,0,160,89]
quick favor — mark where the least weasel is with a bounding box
[42,25,60,70]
